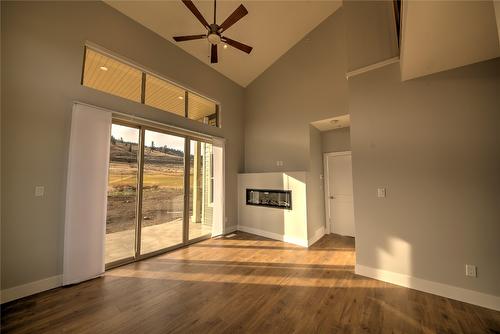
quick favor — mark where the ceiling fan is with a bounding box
[173,0,253,64]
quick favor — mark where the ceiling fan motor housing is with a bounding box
[208,24,222,45]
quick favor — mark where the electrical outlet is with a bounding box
[276,160,284,167]
[377,188,386,198]
[465,264,477,277]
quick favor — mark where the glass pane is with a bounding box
[245,189,291,209]
[188,140,213,240]
[141,130,185,254]
[105,124,140,264]
[188,93,218,126]
[83,48,142,102]
[145,75,186,116]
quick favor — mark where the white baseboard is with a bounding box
[308,226,325,247]
[237,225,308,247]
[224,225,238,234]
[1,275,62,304]
[355,264,500,311]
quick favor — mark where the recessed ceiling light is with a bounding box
[223,44,228,49]
[99,66,108,71]
[178,96,184,100]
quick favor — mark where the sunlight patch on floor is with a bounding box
[106,268,379,289]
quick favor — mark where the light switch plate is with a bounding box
[35,186,45,197]
[377,188,386,198]
[465,264,477,277]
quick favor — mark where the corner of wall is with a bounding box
[355,264,500,312]
[306,126,326,238]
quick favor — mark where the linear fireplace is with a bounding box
[246,189,292,210]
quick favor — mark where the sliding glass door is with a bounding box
[140,130,185,255]
[105,122,219,268]
[105,124,140,264]
[188,140,214,240]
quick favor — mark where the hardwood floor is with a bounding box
[2,232,499,333]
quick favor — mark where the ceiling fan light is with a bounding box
[207,33,221,45]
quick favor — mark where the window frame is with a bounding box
[143,72,187,117]
[209,151,214,206]
[81,43,221,128]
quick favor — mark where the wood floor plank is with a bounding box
[1,232,499,333]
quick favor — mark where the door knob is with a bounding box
[329,196,335,199]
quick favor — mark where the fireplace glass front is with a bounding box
[246,189,292,210]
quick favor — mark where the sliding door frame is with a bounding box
[185,136,218,242]
[135,128,145,257]
[183,138,191,244]
[105,118,216,270]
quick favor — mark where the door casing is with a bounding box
[323,151,355,237]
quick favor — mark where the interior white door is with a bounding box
[327,153,355,237]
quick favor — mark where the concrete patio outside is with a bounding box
[105,219,212,263]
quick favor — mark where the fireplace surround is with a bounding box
[237,172,311,247]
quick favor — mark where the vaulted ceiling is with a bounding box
[105,1,342,87]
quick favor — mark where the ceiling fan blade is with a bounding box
[222,37,253,54]
[219,4,248,32]
[173,34,207,42]
[211,44,218,63]
[181,0,210,29]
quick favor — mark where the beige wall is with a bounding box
[343,0,399,71]
[306,126,326,238]
[242,10,350,243]
[322,127,351,153]
[400,1,499,82]
[1,1,244,289]
[244,9,348,173]
[350,58,500,296]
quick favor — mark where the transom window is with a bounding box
[82,46,220,127]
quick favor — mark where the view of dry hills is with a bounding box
[106,136,186,234]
